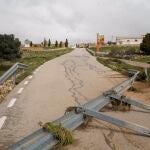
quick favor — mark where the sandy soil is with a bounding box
[66,82,150,150]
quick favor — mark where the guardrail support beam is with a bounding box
[12,72,16,85]
[82,108,150,137]
[110,95,150,111]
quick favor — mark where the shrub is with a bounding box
[0,34,21,60]
[140,33,150,55]
[109,48,124,58]
[39,122,73,146]
[112,58,122,63]
[137,71,147,81]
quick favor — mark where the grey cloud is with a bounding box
[0,0,150,44]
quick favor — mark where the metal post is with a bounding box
[12,72,16,85]
[83,108,150,136]
[110,95,150,111]
[144,67,148,81]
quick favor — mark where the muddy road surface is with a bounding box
[0,48,149,150]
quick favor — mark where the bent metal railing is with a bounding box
[0,63,28,85]
[10,71,150,150]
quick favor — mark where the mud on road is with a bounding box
[0,48,149,150]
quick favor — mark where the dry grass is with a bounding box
[0,80,14,103]
[111,99,131,111]
[39,122,73,146]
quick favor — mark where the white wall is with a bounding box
[116,38,143,45]
[24,44,30,47]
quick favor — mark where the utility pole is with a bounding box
[96,33,100,53]
[96,33,104,54]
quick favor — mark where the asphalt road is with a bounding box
[0,48,149,150]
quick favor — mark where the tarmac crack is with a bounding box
[62,59,88,106]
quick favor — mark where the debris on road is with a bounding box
[39,122,73,146]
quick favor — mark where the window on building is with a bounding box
[135,39,138,42]
[127,40,130,42]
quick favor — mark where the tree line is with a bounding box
[0,34,69,60]
[30,38,68,48]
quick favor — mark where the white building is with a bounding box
[24,39,31,47]
[116,36,143,46]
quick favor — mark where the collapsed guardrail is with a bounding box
[0,63,28,85]
[10,71,150,150]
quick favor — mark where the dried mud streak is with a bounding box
[86,58,138,149]
[94,119,116,150]
[101,124,116,150]
[63,55,119,149]
[62,59,87,106]
[102,131,116,150]
[121,128,142,149]
[86,63,106,74]
[86,61,120,86]
[81,56,126,149]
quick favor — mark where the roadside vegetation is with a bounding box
[90,45,139,53]
[0,80,14,103]
[97,57,150,81]
[140,33,150,55]
[0,34,72,103]
[88,34,150,70]
[0,34,72,83]
[21,46,63,51]
[130,55,150,63]
[0,48,73,83]
[0,34,21,60]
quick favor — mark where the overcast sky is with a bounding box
[0,0,150,44]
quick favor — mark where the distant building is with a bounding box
[77,43,86,48]
[32,44,42,47]
[24,39,31,47]
[116,36,144,46]
[76,43,96,48]
[89,43,96,48]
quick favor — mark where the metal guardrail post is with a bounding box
[82,108,150,136]
[12,72,16,85]
[144,67,149,81]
